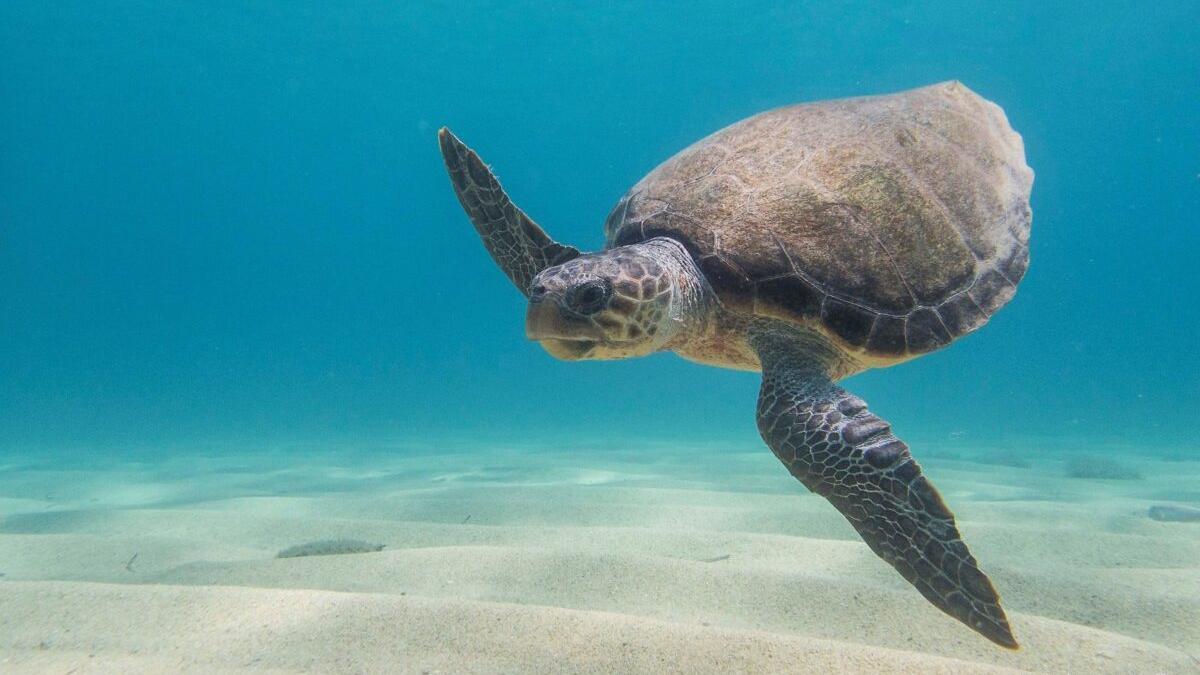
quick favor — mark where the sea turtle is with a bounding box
[438,81,1032,648]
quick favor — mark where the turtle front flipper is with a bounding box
[753,336,1017,649]
[438,128,581,296]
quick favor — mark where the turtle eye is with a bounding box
[567,280,611,315]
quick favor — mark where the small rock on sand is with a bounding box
[1147,505,1200,523]
[276,539,386,558]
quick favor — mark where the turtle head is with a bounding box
[525,239,702,361]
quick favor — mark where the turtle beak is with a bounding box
[525,297,602,360]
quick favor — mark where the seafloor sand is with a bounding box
[0,440,1196,673]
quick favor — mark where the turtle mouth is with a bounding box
[536,337,600,360]
[525,299,607,360]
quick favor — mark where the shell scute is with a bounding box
[753,275,823,321]
[866,314,908,356]
[905,308,953,352]
[937,292,988,336]
[821,297,877,348]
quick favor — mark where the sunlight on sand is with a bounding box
[0,443,1196,673]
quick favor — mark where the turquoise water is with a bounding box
[3,2,1196,450]
[1,3,1198,672]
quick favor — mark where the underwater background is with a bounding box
[3,1,1197,451]
[1,2,1198,674]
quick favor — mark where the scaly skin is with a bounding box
[753,327,1016,648]
[438,128,579,295]
[525,238,711,361]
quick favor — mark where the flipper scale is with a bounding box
[438,128,579,296]
[753,335,1017,648]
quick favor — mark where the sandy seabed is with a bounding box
[0,439,1196,674]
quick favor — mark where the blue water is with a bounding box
[1,3,1199,670]
[2,2,1196,452]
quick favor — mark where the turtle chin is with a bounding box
[526,298,607,360]
[537,337,600,360]
[536,337,649,361]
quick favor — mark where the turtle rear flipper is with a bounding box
[753,332,1017,649]
[438,128,580,296]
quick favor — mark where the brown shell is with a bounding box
[605,81,1033,361]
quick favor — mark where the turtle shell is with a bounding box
[605,81,1032,362]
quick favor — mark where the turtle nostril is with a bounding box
[529,283,548,301]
